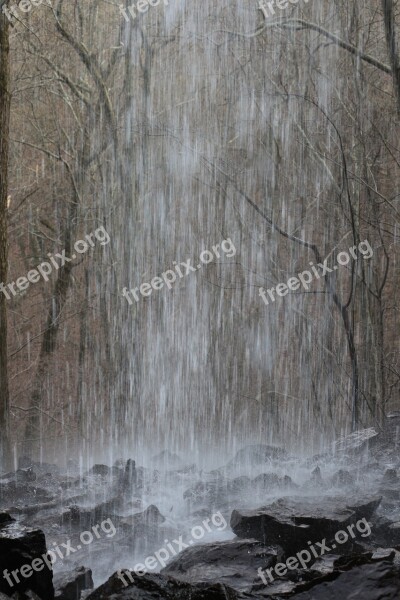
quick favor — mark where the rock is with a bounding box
[89,465,110,477]
[355,417,400,462]
[311,466,323,484]
[54,567,93,600]
[0,513,13,527]
[290,560,400,599]
[59,497,123,530]
[227,476,251,494]
[162,538,279,592]
[152,451,183,468]
[183,480,230,506]
[382,469,398,483]
[280,475,298,489]
[16,468,37,483]
[231,495,381,554]
[122,459,136,490]
[0,518,54,600]
[251,473,279,490]
[227,445,287,469]
[329,470,354,487]
[0,480,53,508]
[86,571,241,600]
[121,504,165,528]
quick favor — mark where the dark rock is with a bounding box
[0,513,13,527]
[0,481,53,508]
[86,571,241,600]
[162,538,279,591]
[330,470,354,487]
[382,469,398,483]
[54,567,93,600]
[290,560,400,599]
[311,466,323,484]
[16,468,37,483]
[89,465,110,477]
[280,475,298,489]
[231,496,381,554]
[252,473,279,490]
[59,497,122,531]
[0,520,53,600]
[122,459,136,490]
[18,456,33,469]
[371,547,396,561]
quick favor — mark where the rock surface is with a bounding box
[54,566,93,600]
[86,571,241,600]
[231,495,381,553]
[162,538,279,591]
[0,513,54,600]
[289,560,400,600]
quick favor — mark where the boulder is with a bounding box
[329,470,354,488]
[290,560,400,599]
[86,571,241,600]
[54,567,93,600]
[121,504,165,528]
[162,538,279,592]
[0,515,53,600]
[231,495,381,554]
[89,465,110,477]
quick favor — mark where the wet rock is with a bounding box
[252,551,375,596]
[251,473,279,491]
[311,466,323,484]
[231,495,381,554]
[329,470,354,487]
[15,468,37,483]
[280,475,298,490]
[183,479,230,506]
[290,560,400,599]
[89,465,110,477]
[371,547,397,561]
[227,476,251,493]
[121,504,165,528]
[0,513,13,527]
[382,469,398,484]
[54,567,93,600]
[0,518,53,600]
[86,571,241,600]
[0,481,53,508]
[162,538,279,591]
[121,459,136,490]
[227,445,287,469]
[152,451,183,468]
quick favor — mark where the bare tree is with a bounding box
[0,4,12,469]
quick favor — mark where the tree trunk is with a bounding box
[0,10,12,470]
[382,0,400,116]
